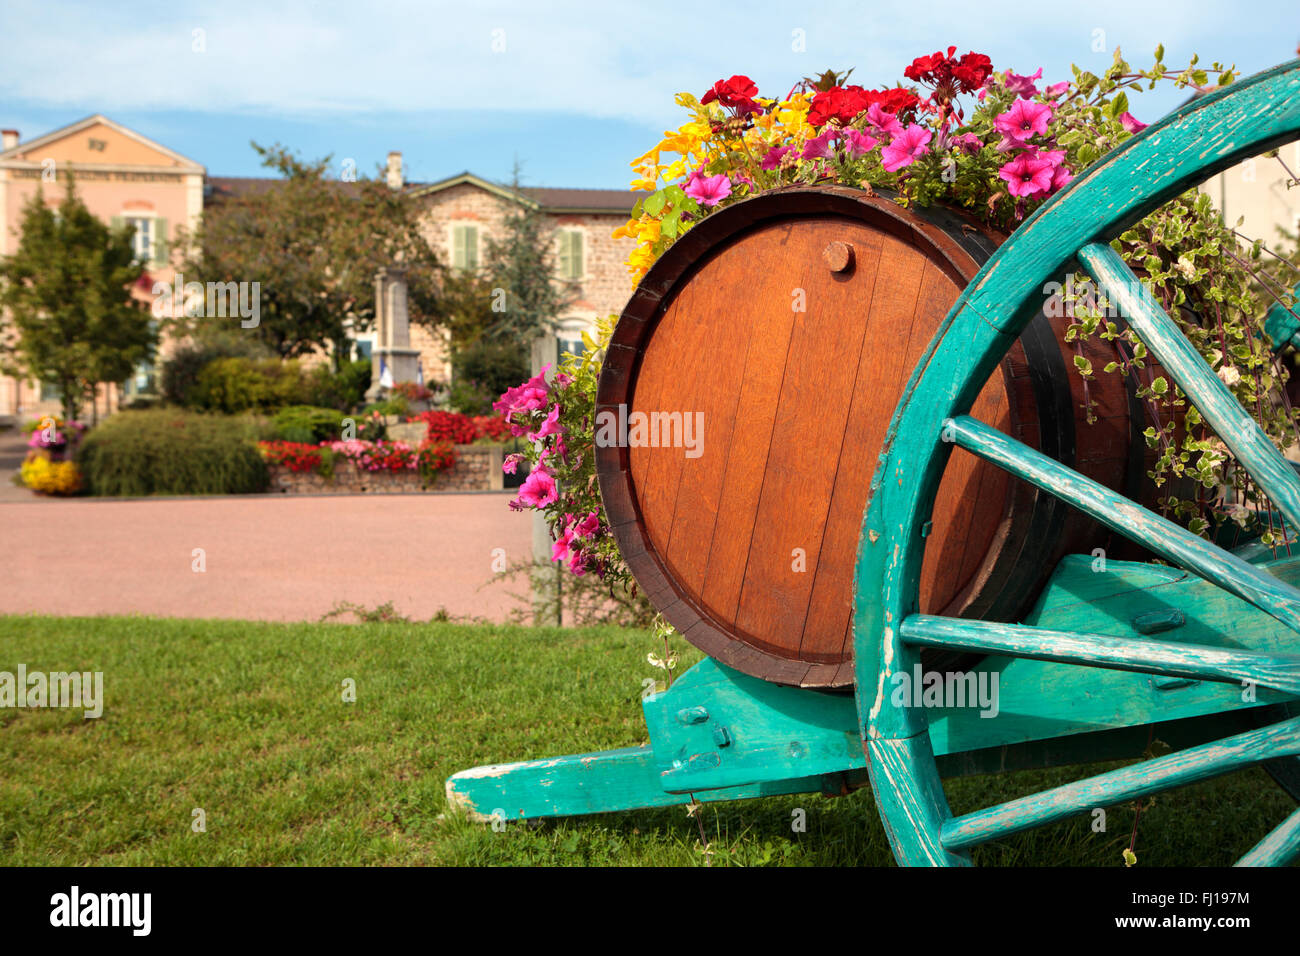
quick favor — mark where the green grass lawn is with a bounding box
[0,614,1293,866]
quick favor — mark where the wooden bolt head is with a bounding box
[823,241,854,273]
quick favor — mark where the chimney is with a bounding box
[1,129,18,151]
[386,151,403,189]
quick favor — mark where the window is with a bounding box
[113,215,167,265]
[558,229,584,280]
[126,217,152,262]
[452,224,479,271]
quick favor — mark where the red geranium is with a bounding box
[701,75,761,115]
[808,84,920,128]
[905,46,992,95]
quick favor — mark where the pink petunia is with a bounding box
[951,132,984,154]
[1050,163,1074,191]
[865,103,904,140]
[994,99,1053,144]
[684,168,732,207]
[881,124,932,172]
[801,129,839,159]
[502,453,524,475]
[842,129,879,157]
[1044,81,1071,99]
[1003,68,1043,97]
[511,466,557,510]
[761,144,794,170]
[999,154,1056,197]
[532,405,563,441]
[1119,111,1148,134]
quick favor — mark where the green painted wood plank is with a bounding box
[900,613,1300,695]
[1079,241,1300,531]
[945,413,1300,635]
[940,716,1300,851]
[1235,804,1300,866]
[444,745,835,821]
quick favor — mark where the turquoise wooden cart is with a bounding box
[448,60,1300,866]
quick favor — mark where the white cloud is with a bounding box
[0,0,1286,127]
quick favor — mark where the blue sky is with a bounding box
[1,0,1296,190]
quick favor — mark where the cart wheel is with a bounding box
[856,60,1300,866]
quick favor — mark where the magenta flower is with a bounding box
[801,129,839,159]
[574,511,601,539]
[494,365,552,419]
[531,405,563,442]
[999,154,1056,197]
[951,132,983,154]
[865,103,904,139]
[1025,147,1067,168]
[512,466,557,510]
[1050,163,1074,191]
[1044,81,1071,99]
[881,124,932,172]
[1003,68,1043,97]
[994,99,1053,143]
[684,168,732,207]
[1119,111,1148,134]
[843,129,879,157]
[761,144,794,170]
[502,453,524,475]
[552,523,576,563]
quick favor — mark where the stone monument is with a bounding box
[365,266,423,402]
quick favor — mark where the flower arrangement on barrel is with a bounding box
[497,44,1300,595]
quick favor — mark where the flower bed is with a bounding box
[258,437,503,494]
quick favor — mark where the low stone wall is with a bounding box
[268,444,504,495]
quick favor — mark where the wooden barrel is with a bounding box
[596,185,1152,688]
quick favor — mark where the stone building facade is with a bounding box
[402,172,637,385]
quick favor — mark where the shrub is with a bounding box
[361,394,409,418]
[160,336,272,407]
[470,414,511,442]
[272,405,346,444]
[303,358,372,411]
[191,357,307,413]
[77,409,270,496]
[449,338,530,415]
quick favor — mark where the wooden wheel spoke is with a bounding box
[1236,803,1300,866]
[939,715,1300,852]
[1078,241,1300,530]
[899,614,1300,695]
[943,414,1300,634]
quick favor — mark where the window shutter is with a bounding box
[466,226,479,271]
[152,217,169,266]
[558,231,571,278]
[570,231,583,279]
[110,215,124,233]
[453,226,466,269]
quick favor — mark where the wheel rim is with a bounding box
[855,58,1300,866]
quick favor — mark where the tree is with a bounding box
[182,143,442,366]
[481,173,576,346]
[0,180,154,421]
